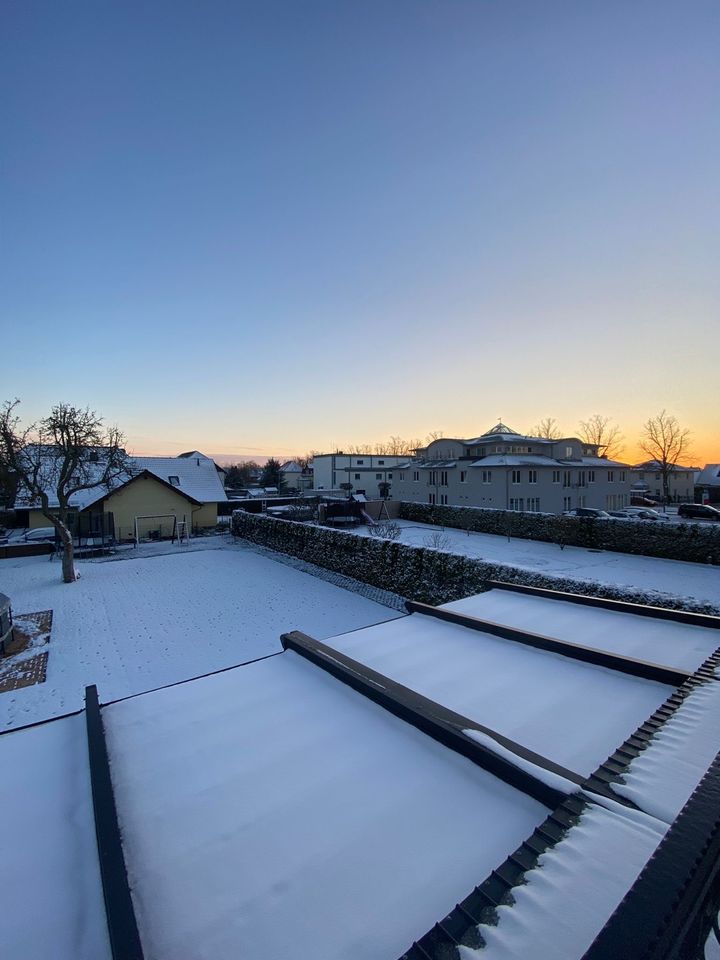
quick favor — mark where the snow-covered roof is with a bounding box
[16,452,227,509]
[470,454,560,467]
[280,460,302,472]
[468,454,628,469]
[696,464,720,487]
[131,456,227,504]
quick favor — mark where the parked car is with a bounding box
[562,508,611,519]
[607,510,633,521]
[678,503,720,521]
[631,496,658,507]
[23,527,57,542]
[622,508,669,521]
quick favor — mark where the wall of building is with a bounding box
[391,463,632,514]
[312,455,408,493]
[102,477,199,541]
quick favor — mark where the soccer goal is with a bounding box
[133,514,179,546]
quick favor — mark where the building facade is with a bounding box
[630,461,698,503]
[335,424,632,514]
[312,453,409,496]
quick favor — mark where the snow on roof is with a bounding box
[328,604,672,776]
[0,714,111,959]
[696,463,720,486]
[470,454,561,467]
[280,460,302,472]
[103,652,546,960]
[130,456,227,504]
[445,591,719,673]
[15,451,227,509]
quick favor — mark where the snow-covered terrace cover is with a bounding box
[103,652,547,960]
[323,587,720,959]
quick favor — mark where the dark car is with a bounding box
[678,503,720,521]
[562,507,611,519]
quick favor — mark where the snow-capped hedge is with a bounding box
[231,511,720,614]
[398,502,720,566]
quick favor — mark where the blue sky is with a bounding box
[2,1,718,461]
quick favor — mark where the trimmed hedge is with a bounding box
[232,511,720,614]
[399,502,720,565]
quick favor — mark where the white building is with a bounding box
[312,453,409,496]
[344,423,632,514]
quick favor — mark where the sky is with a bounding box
[1,0,718,465]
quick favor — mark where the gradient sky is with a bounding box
[2,0,718,464]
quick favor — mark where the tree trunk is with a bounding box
[59,524,76,583]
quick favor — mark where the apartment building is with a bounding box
[312,453,408,495]
[630,461,698,503]
[389,422,632,514]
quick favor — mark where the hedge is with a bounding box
[232,511,720,614]
[398,501,720,566]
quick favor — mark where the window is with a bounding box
[563,496,572,510]
[356,459,364,465]
[528,470,537,484]
[399,473,404,481]
[527,497,540,512]
[565,446,573,458]
[509,498,524,511]
[588,470,595,483]
[552,470,560,484]
[512,470,521,484]
[388,473,393,480]
[429,493,436,505]
[440,494,448,505]
[376,473,382,480]
[482,470,492,484]
[413,471,419,482]
[578,471,586,487]
[608,471,615,482]
[440,471,448,486]
[168,476,180,486]
[429,471,437,485]
[563,471,571,488]
[460,470,467,483]
[578,495,586,507]
[354,474,360,480]
[378,460,385,465]
[89,451,99,463]
[619,471,626,482]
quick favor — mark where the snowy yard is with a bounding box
[353,520,720,609]
[0,542,401,730]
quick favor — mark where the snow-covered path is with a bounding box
[0,544,401,730]
[352,521,720,609]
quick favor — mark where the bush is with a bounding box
[232,511,719,614]
[398,502,720,566]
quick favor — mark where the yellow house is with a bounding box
[20,452,227,542]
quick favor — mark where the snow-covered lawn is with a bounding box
[0,543,401,730]
[354,521,720,608]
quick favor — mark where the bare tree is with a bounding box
[639,410,692,505]
[423,530,451,551]
[425,430,445,443]
[578,414,625,460]
[531,418,562,440]
[367,520,402,541]
[0,400,132,583]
